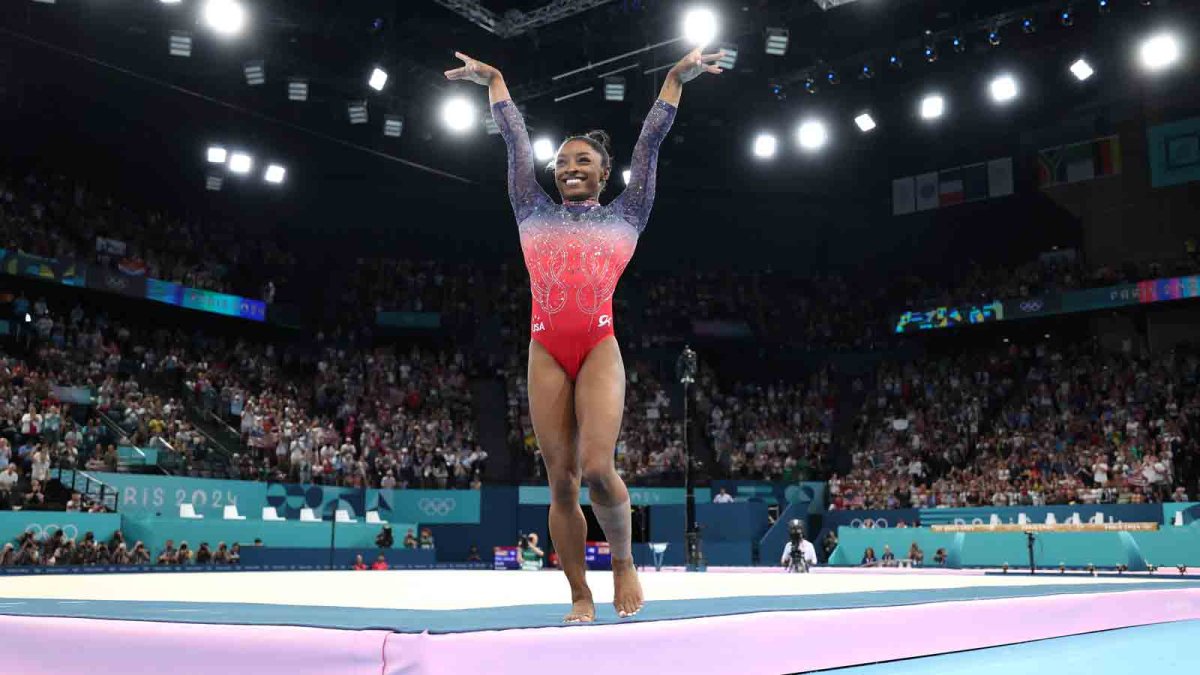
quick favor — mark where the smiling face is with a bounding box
[555,139,609,203]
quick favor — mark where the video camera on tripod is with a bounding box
[787,519,809,573]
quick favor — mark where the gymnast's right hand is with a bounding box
[444,52,500,85]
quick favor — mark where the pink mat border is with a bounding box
[2,587,1197,674]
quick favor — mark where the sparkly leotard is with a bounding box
[493,98,676,380]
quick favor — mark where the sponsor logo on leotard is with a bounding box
[532,322,546,333]
[598,314,612,328]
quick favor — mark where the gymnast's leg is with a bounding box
[575,336,643,618]
[527,339,593,622]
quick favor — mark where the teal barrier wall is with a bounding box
[118,515,416,554]
[830,523,1200,569]
[518,486,712,506]
[0,512,121,544]
[62,471,481,524]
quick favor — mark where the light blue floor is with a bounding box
[814,620,1199,675]
[0,580,1195,633]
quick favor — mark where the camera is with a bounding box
[786,519,809,573]
[518,532,531,549]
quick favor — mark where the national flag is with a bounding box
[938,169,964,206]
[892,177,915,215]
[118,258,147,276]
[988,158,1014,196]
[961,163,989,202]
[1037,136,1121,187]
[915,172,939,211]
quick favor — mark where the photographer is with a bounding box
[375,525,394,549]
[780,520,817,571]
[519,532,545,571]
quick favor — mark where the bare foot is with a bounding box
[612,557,644,618]
[564,588,595,623]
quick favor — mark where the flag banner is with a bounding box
[961,163,989,202]
[915,172,939,211]
[938,168,964,206]
[987,157,1014,197]
[892,177,916,215]
[1148,116,1200,188]
[1036,135,1121,188]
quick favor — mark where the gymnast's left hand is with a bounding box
[668,47,725,84]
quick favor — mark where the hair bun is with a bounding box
[583,129,612,154]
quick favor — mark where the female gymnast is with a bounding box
[445,47,724,621]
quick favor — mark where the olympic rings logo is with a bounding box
[25,524,78,541]
[848,518,889,529]
[1019,300,1044,312]
[418,498,457,516]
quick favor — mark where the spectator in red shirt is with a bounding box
[352,554,368,571]
[371,554,389,571]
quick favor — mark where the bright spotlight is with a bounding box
[264,164,286,184]
[796,120,828,151]
[753,133,777,159]
[533,138,555,163]
[1071,58,1095,81]
[368,67,388,91]
[920,94,945,120]
[203,0,246,37]
[1141,33,1181,71]
[228,152,253,175]
[442,97,476,133]
[622,169,632,185]
[206,146,227,163]
[990,75,1018,103]
[683,8,718,46]
[854,113,877,132]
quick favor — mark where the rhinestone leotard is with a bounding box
[493,98,676,380]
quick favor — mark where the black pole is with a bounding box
[684,379,697,561]
[328,501,338,571]
[1026,531,1036,575]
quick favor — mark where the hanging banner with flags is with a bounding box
[1036,135,1121,188]
[1148,116,1200,188]
[893,157,1012,215]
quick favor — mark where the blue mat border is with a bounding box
[0,580,1196,634]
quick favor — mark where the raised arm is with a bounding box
[615,47,724,232]
[445,52,549,222]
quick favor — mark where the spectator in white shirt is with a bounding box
[712,487,735,504]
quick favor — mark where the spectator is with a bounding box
[65,492,84,512]
[229,543,241,564]
[881,545,896,565]
[195,542,212,564]
[403,529,417,549]
[371,554,389,570]
[212,542,229,564]
[375,525,393,549]
[712,487,735,504]
[933,548,948,566]
[130,541,150,565]
[352,554,368,571]
[908,542,924,566]
[0,465,19,493]
[821,530,839,562]
[23,480,46,509]
[157,540,177,565]
[418,528,435,550]
[861,547,877,566]
[466,544,482,563]
[520,533,544,571]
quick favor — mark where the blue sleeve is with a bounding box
[492,100,552,223]
[613,99,677,233]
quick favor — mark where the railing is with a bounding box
[54,468,119,512]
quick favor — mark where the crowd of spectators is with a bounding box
[833,341,1200,510]
[0,163,293,300]
[0,529,244,568]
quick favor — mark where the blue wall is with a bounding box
[0,512,121,545]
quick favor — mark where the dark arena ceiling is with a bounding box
[0,0,1197,252]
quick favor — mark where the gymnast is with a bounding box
[445,47,724,621]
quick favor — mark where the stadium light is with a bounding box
[990,74,1018,103]
[854,113,877,132]
[765,28,789,56]
[753,133,777,159]
[206,146,227,163]
[228,152,253,174]
[288,78,308,101]
[716,43,738,70]
[160,0,182,4]
[203,0,246,37]
[1070,58,1095,81]
[683,8,718,47]
[168,31,192,57]
[383,114,403,138]
[604,77,626,101]
[205,175,223,191]
[442,97,476,133]
[796,120,828,151]
[243,60,265,86]
[622,169,632,185]
[1140,33,1181,71]
[264,164,286,184]
[368,67,388,91]
[533,138,555,163]
[920,94,945,120]
[348,100,368,124]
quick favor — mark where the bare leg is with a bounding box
[575,337,643,618]
[527,340,593,622]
